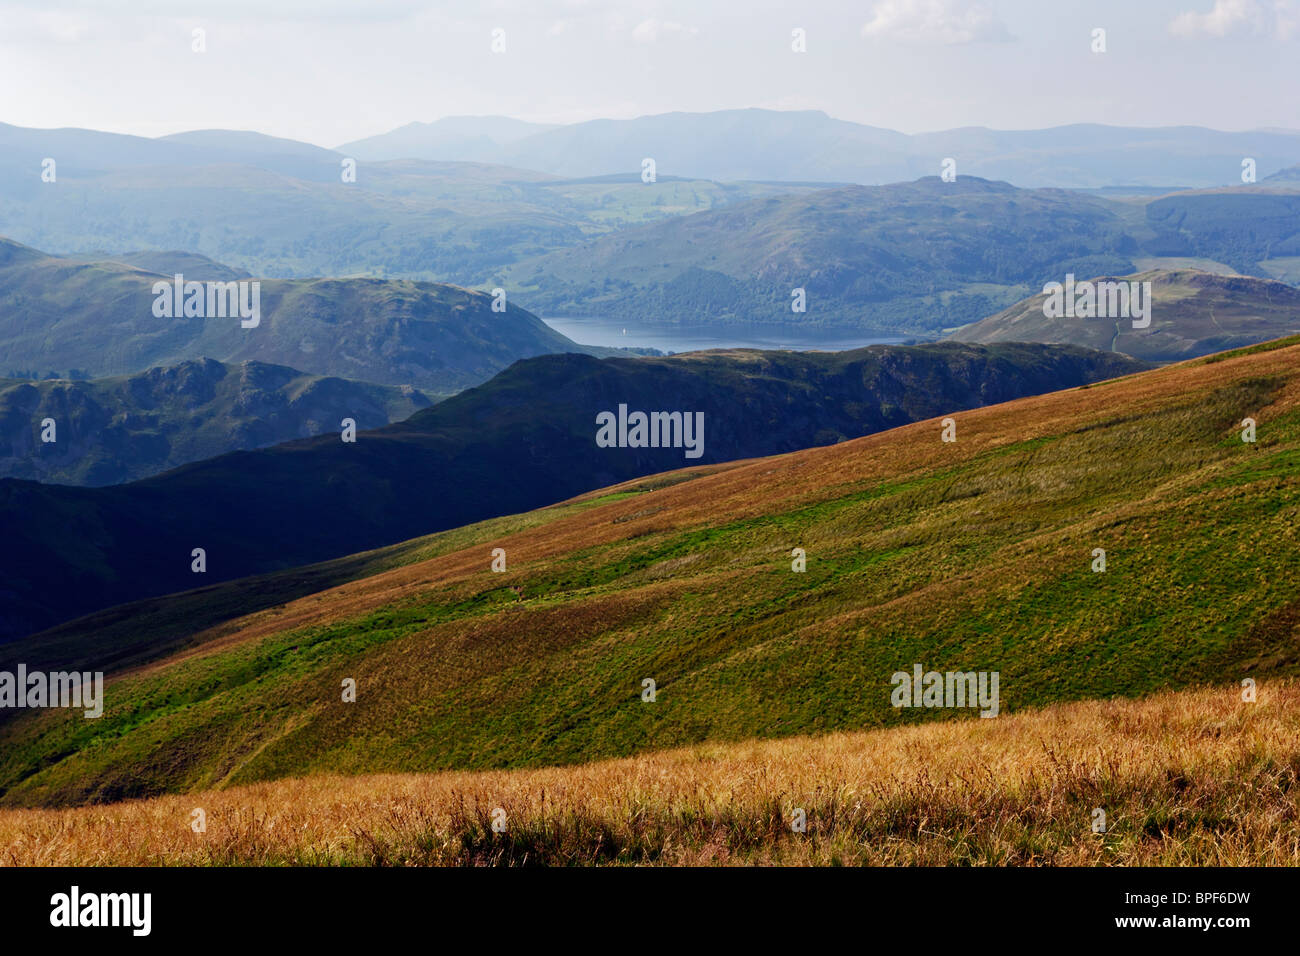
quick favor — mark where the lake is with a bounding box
[541,316,912,353]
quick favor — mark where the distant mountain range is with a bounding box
[0,342,1145,642]
[0,121,342,182]
[0,121,808,283]
[0,359,433,486]
[11,113,1295,194]
[6,115,1300,338]
[339,110,1300,189]
[951,270,1300,362]
[0,237,629,392]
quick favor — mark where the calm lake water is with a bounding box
[541,316,911,353]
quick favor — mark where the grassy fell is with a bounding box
[1,683,1295,866]
[2,339,1300,809]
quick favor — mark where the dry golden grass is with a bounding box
[3,681,1295,866]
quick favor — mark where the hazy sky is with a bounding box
[2,0,1297,145]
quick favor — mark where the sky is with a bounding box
[1,0,1297,146]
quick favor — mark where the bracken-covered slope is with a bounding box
[950,269,1300,361]
[0,342,1143,642]
[1,337,1296,808]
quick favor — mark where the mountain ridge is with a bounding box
[339,110,1300,188]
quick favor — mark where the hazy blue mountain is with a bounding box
[8,114,1300,299]
[338,115,558,162]
[0,122,343,183]
[349,110,1300,188]
[158,128,341,158]
[0,359,434,486]
[502,110,910,182]
[0,121,807,282]
[14,113,1300,192]
[908,123,1300,190]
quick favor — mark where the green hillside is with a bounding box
[949,269,1300,361]
[2,336,1296,808]
[0,341,1142,641]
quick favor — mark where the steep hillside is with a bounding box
[503,177,1142,333]
[0,342,1144,641]
[950,269,1300,361]
[0,237,599,391]
[1,335,1295,807]
[0,359,434,486]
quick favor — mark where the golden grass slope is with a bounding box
[2,682,1295,866]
